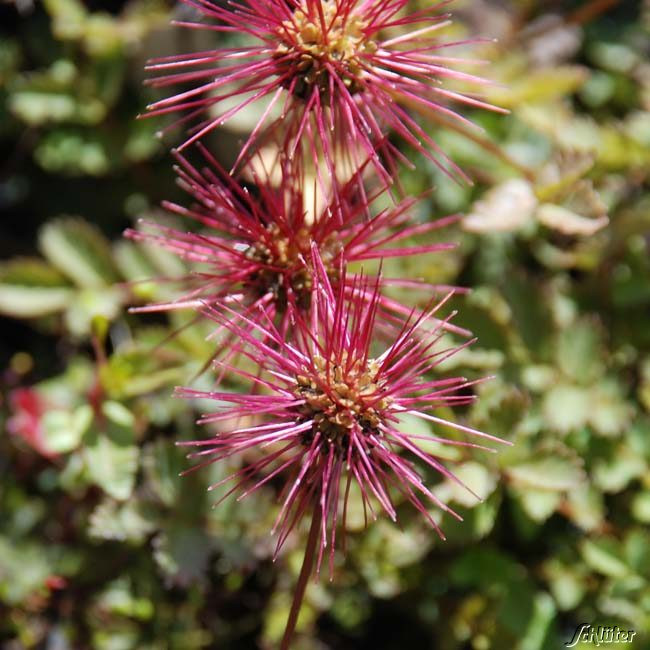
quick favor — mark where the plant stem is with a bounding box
[280,505,321,650]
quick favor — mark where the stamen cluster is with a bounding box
[294,353,390,454]
[275,2,375,99]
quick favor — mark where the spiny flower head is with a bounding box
[178,260,508,574]
[145,0,502,184]
[126,145,467,338]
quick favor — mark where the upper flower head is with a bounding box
[178,260,508,574]
[145,0,502,184]
[126,145,468,340]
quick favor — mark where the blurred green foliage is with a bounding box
[1,0,650,648]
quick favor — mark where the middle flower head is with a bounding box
[127,145,467,342]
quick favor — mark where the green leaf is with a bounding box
[623,529,650,578]
[450,547,523,588]
[0,284,74,318]
[565,485,605,532]
[446,462,497,508]
[593,443,647,492]
[396,412,463,461]
[101,401,135,429]
[581,538,630,578]
[0,537,55,605]
[0,257,69,287]
[39,218,118,287]
[0,257,74,317]
[89,499,157,543]
[537,203,608,236]
[556,319,605,385]
[463,179,537,233]
[64,286,123,337]
[519,591,556,650]
[42,404,93,454]
[142,440,184,507]
[152,527,213,587]
[542,384,591,434]
[34,130,111,175]
[631,491,650,524]
[96,578,154,622]
[43,0,87,41]
[506,455,585,491]
[113,240,158,300]
[9,90,77,125]
[84,430,138,500]
[513,488,561,523]
[543,560,587,611]
[488,65,588,107]
[587,380,633,438]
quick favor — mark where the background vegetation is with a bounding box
[1,0,649,648]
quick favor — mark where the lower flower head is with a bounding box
[178,259,509,574]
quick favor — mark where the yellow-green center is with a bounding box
[275,2,376,99]
[294,353,391,453]
[244,223,341,310]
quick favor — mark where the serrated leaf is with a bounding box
[89,499,157,543]
[142,439,184,507]
[447,462,497,508]
[556,319,605,384]
[42,404,92,453]
[593,444,646,493]
[488,65,588,107]
[463,179,537,233]
[84,430,138,500]
[152,528,212,587]
[64,286,123,337]
[587,380,633,437]
[542,383,591,434]
[565,484,605,532]
[581,538,630,578]
[514,488,561,523]
[537,203,608,236]
[506,455,584,491]
[0,284,74,318]
[39,218,118,288]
